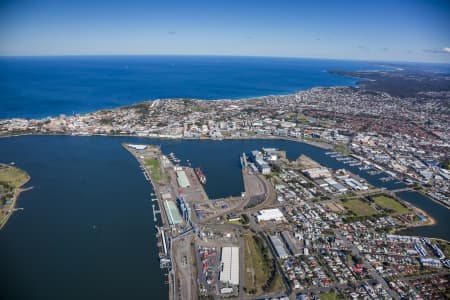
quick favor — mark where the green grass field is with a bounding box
[243,234,283,295]
[244,234,269,295]
[319,291,343,300]
[372,195,410,214]
[0,165,29,188]
[0,165,29,228]
[144,158,161,181]
[343,199,378,216]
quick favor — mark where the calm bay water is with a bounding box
[0,136,448,299]
[0,55,378,119]
[0,136,167,300]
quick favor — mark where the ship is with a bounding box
[240,153,247,168]
[195,167,207,185]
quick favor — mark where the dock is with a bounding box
[122,143,264,300]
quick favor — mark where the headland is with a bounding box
[0,163,31,230]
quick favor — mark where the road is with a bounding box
[172,235,198,300]
[201,168,277,224]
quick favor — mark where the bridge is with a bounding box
[389,187,414,193]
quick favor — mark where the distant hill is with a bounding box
[330,68,450,99]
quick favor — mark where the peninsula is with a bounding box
[0,163,30,230]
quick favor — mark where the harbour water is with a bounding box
[0,136,167,300]
[0,136,448,299]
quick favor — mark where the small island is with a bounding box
[0,163,30,230]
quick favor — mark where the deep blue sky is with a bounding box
[0,0,449,62]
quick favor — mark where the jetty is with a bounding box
[152,204,161,222]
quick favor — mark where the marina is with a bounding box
[168,152,181,164]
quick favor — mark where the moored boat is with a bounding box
[195,167,207,184]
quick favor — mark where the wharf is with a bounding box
[123,143,274,300]
[124,144,204,300]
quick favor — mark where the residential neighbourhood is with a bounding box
[1,86,449,209]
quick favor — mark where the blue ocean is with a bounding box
[0,55,384,119]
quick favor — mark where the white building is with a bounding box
[219,247,239,285]
[257,208,285,223]
[303,167,331,179]
[176,170,190,188]
[127,144,148,150]
[255,158,271,175]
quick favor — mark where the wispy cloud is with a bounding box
[357,45,371,52]
[423,47,450,54]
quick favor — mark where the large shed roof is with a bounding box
[176,170,190,188]
[219,246,239,285]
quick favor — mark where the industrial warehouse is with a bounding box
[219,246,240,286]
[163,200,183,225]
[256,208,285,223]
[176,169,190,188]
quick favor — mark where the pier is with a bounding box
[152,204,161,222]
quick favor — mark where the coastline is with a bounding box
[418,207,436,226]
[0,165,31,231]
[408,206,436,228]
[389,203,439,237]
[0,132,334,150]
[415,188,450,210]
[0,57,371,121]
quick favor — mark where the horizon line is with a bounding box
[0,53,449,65]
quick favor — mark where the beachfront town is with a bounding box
[1,86,449,209]
[124,141,449,300]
